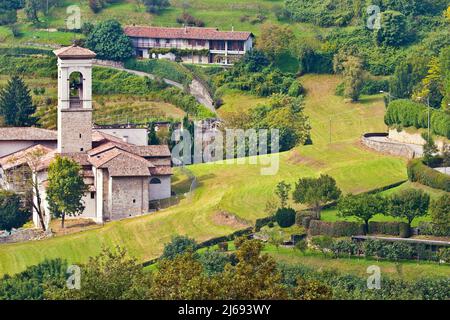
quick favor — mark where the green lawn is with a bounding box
[0,74,412,277]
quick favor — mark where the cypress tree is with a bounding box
[0,75,36,126]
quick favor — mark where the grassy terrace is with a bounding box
[0,74,411,276]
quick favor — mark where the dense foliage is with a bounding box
[384,100,450,138]
[214,50,301,98]
[0,190,30,232]
[293,175,342,218]
[279,263,449,300]
[46,156,88,228]
[275,208,296,228]
[85,20,134,61]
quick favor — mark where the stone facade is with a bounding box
[110,176,149,220]
[58,109,93,153]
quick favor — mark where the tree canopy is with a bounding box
[85,20,134,61]
[46,156,87,228]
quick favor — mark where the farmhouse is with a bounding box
[0,46,172,227]
[124,26,254,65]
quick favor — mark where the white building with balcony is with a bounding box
[124,26,254,65]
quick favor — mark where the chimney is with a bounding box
[231,25,234,32]
[184,24,187,33]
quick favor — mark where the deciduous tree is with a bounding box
[85,20,134,61]
[338,193,386,233]
[46,156,87,228]
[389,189,430,229]
[293,175,342,219]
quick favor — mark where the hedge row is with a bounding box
[368,221,410,238]
[309,220,365,237]
[385,99,450,138]
[419,222,450,237]
[407,159,450,192]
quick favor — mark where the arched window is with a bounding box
[150,178,162,185]
[69,71,84,108]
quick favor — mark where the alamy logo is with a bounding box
[66,265,81,290]
[367,5,381,30]
[66,5,81,30]
[367,265,381,290]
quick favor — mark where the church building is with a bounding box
[0,46,172,227]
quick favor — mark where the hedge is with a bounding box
[385,99,450,138]
[309,220,365,237]
[368,221,410,238]
[418,222,450,237]
[407,159,450,192]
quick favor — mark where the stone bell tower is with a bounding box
[53,45,96,153]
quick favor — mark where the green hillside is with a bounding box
[0,74,408,277]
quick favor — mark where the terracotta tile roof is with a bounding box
[89,139,171,158]
[92,131,126,145]
[0,127,57,141]
[0,144,53,170]
[97,149,154,177]
[124,26,252,41]
[53,45,96,59]
[150,166,172,176]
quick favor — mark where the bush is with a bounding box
[407,159,450,192]
[197,250,231,275]
[311,235,334,254]
[308,220,365,237]
[288,80,304,97]
[385,99,450,138]
[382,242,414,261]
[161,235,197,260]
[368,221,410,236]
[361,79,389,95]
[331,239,358,258]
[275,208,296,228]
[0,190,30,232]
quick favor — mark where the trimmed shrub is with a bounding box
[418,222,450,237]
[385,99,450,138]
[275,208,296,228]
[161,235,197,260]
[368,221,410,236]
[399,223,411,238]
[309,220,365,237]
[407,159,450,192]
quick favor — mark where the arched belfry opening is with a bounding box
[53,45,96,153]
[69,71,84,108]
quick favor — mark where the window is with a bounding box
[90,192,95,199]
[133,199,136,203]
[80,148,84,152]
[150,178,162,184]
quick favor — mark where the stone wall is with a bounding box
[110,176,149,220]
[361,133,416,159]
[58,109,92,153]
[92,59,124,69]
[0,228,52,244]
[389,129,447,151]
